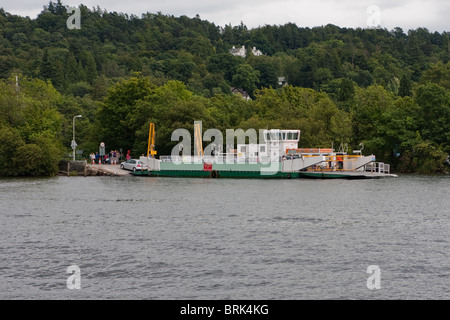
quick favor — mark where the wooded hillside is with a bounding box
[0,1,449,175]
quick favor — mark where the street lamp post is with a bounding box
[72,115,82,161]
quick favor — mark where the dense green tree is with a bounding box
[249,55,278,89]
[420,62,450,89]
[83,51,98,85]
[244,86,352,147]
[207,53,242,82]
[40,49,56,81]
[398,74,412,97]
[0,126,25,176]
[337,78,355,104]
[65,53,80,84]
[232,64,260,97]
[95,75,155,152]
[397,136,448,174]
[351,85,395,155]
[414,83,450,151]
[0,75,64,176]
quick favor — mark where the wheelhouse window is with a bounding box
[271,132,278,141]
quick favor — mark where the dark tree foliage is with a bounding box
[398,74,412,97]
[0,2,448,96]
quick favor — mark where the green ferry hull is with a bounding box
[139,162,298,179]
[148,170,211,178]
[148,170,298,179]
[217,171,298,179]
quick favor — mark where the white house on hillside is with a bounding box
[230,45,246,58]
[251,47,263,56]
[230,46,264,58]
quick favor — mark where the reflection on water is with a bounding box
[0,175,449,299]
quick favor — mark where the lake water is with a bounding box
[0,175,449,300]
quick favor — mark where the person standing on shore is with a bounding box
[112,150,118,164]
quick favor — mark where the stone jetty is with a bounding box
[87,164,131,176]
[59,161,131,176]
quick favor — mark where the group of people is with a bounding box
[89,150,125,165]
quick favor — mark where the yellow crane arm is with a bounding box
[147,123,157,158]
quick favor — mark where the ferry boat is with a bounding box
[138,124,397,179]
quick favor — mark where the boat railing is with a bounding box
[306,163,390,174]
[160,156,205,163]
[288,148,333,154]
[364,162,390,174]
[159,155,273,164]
